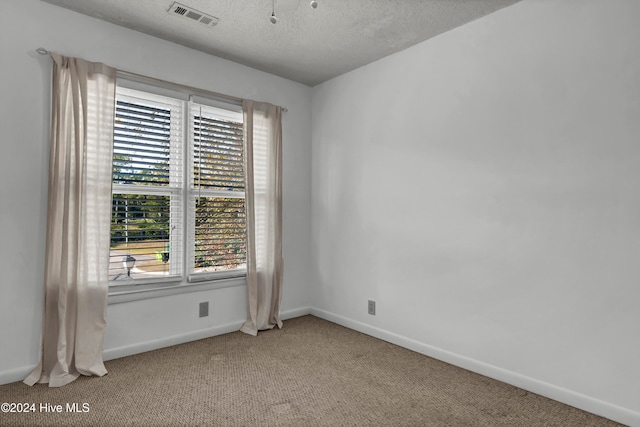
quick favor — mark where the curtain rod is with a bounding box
[36,48,288,112]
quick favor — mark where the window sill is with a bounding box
[108,275,246,305]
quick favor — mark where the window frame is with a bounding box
[108,77,247,301]
[187,102,247,283]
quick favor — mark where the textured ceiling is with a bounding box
[42,0,521,86]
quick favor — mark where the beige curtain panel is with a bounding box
[25,53,116,387]
[241,101,284,336]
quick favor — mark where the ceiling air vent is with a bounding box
[168,2,219,27]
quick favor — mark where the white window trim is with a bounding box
[108,77,247,302]
[108,276,246,305]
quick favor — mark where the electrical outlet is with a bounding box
[199,301,209,318]
[368,300,376,315]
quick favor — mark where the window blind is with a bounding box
[113,100,172,185]
[189,104,246,277]
[109,88,183,282]
[193,114,245,191]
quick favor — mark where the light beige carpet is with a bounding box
[0,315,623,426]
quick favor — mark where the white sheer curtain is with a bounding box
[240,100,284,336]
[25,53,116,387]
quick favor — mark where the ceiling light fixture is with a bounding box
[269,0,318,24]
[270,0,278,24]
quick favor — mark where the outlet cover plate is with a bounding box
[368,300,376,315]
[199,301,209,317]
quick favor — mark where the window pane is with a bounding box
[109,194,173,280]
[113,100,171,186]
[193,114,245,191]
[194,197,246,272]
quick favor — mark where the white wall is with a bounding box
[0,0,311,381]
[311,0,640,425]
[2,0,639,424]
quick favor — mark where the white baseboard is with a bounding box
[309,307,640,427]
[103,306,312,361]
[280,306,312,320]
[0,365,38,386]
[0,307,313,386]
[102,319,247,361]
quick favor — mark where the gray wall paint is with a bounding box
[311,0,640,420]
[0,0,312,379]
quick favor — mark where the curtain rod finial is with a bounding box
[36,48,49,55]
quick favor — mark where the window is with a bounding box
[109,85,246,286]
[189,104,246,279]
